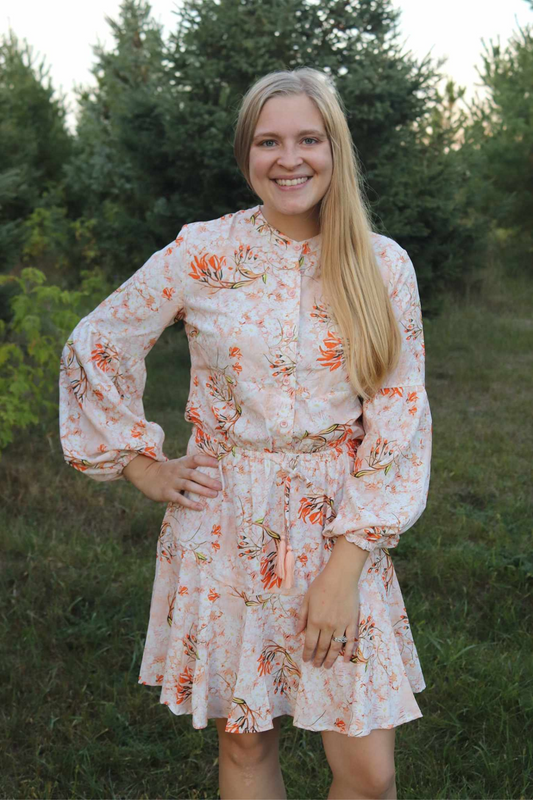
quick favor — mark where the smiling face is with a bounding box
[248,93,333,240]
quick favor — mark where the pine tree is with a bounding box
[67,0,479,303]
[465,8,533,269]
[165,0,477,306]
[63,0,172,277]
[0,30,72,273]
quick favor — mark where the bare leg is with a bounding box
[215,716,286,800]
[321,727,397,799]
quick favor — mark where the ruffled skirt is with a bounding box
[138,440,426,736]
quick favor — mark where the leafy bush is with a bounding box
[0,268,110,454]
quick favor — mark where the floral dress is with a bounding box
[59,203,432,737]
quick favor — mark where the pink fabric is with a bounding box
[59,204,432,736]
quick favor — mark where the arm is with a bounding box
[59,225,189,481]
[322,242,432,556]
[326,534,370,580]
[122,452,160,486]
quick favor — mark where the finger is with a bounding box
[343,622,358,663]
[190,454,220,468]
[295,618,307,636]
[171,456,217,479]
[189,455,221,481]
[323,646,343,669]
[302,624,320,663]
[323,630,347,669]
[344,636,359,664]
[168,488,206,512]
[179,478,221,499]
[184,466,223,493]
[295,597,309,635]
[312,628,334,668]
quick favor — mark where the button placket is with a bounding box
[286,245,303,438]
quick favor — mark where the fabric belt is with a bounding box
[217,448,319,591]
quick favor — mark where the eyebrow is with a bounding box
[253,128,326,140]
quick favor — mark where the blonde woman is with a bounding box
[59,67,432,800]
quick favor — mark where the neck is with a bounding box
[260,203,321,242]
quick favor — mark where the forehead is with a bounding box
[253,94,326,137]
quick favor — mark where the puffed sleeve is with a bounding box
[59,224,189,481]
[322,241,432,552]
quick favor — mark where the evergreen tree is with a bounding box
[67,0,480,306]
[465,5,533,269]
[63,0,172,278]
[165,0,478,307]
[0,30,72,273]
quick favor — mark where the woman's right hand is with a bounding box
[122,453,222,510]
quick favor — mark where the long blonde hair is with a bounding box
[233,67,402,402]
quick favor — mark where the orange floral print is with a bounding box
[175,666,194,705]
[59,204,431,737]
[90,342,120,373]
[317,330,345,371]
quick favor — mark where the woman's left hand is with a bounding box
[295,561,360,669]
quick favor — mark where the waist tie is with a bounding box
[273,455,316,591]
[217,450,315,592]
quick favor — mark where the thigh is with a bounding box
[321,726,396,783]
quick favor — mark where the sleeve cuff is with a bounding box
[66,447,170,482]
[322,517,400,553]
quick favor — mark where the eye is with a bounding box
[257,137,321,147]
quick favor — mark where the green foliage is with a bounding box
[1,256,532,798]
[2,0,530,302]
[1,0,531,452]
[0,185,106,324]
[410,79,492,297]
[165,0,481,308]
[62,0,171,274]
[0,30,72,272]
[62,0,480,311]
[463,13,533,272]
[0,268,110,454]
[20,186,104,282]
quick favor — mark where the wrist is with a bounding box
[327,534,370,580]
[123,453,160,486]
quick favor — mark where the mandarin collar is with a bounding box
[246,204,322,257]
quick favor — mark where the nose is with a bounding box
[276,144,304,169]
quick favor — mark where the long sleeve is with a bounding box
[59,224,189,481]
[322,242,432,553]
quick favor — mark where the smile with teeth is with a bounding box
[273,177,312,186]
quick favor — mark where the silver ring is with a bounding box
[332,635,348,643]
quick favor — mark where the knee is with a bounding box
[351,767,396,799]
[218,729,277,770]
[331,761,395,799]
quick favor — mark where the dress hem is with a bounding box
[138,676,426,738]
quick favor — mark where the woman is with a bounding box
[59,67,432,799]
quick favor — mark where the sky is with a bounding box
[2,0,532,132]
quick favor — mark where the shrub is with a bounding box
[0,268,110,454]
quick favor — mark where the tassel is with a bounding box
[281,545,295,590]
[275,538,287,580]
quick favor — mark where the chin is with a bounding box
[274,199,321,213]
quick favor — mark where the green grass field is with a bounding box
[1,252,532,799]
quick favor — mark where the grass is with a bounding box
[1,250,532,799]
